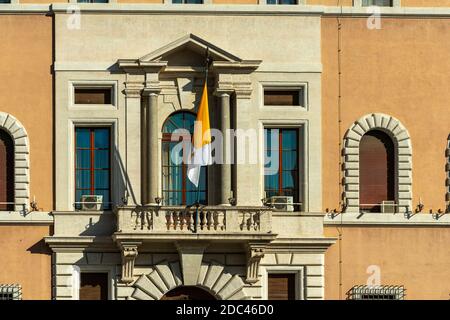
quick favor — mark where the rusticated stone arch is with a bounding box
[131,260,247,300]
[0,112,30,212]
[343,113,412,213]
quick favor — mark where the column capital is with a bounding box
[142,87,161,96]
[124,82,144,98]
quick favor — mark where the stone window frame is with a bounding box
[343,113,412,213]
[261,266,305,300]
[0,112,30,213]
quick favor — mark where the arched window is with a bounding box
[162,111,207,205]
[0,129,14,211]
[359,130,395,212]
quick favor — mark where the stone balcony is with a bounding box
[113,205,277,283]
[114,205,274,240]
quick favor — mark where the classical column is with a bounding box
[144,91,160,204]
[217,92,233,205]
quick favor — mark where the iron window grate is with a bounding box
[347,285,406,300]
[0,284,22,300]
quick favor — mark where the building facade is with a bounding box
[0,1,449,300]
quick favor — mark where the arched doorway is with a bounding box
[160,286,217,300]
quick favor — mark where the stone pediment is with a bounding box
[139,33,243,66]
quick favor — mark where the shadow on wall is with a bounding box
[114,143,136,206]
[27,238,52,256]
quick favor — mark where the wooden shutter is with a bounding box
[79,273,108,300]
[74,88,112,104]
[268,274,296,300]
[264,90,300,106]
[0,130,14,211]
[359,130,395,212]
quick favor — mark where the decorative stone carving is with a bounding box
[118,242,141,284]
[245,243,266,284]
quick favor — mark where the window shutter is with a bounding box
[359,131,395,212]
[79,273,108,300]
[0,130,14,211]
[268,274,296,300]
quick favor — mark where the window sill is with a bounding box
[324,211,450,226]
[0,211,53,224]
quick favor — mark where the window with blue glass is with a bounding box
[362,0,392,6]
[264,128,302,210]
[172,0,203,3]
[162,111,207,206]
[75,127,111,209]
[266,0,297,5]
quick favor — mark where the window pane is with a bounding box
[76,170,91,189]
[94,128,110,148]
[281,130,298,150]
[282,171,296,190]
[282,150,297,170]
[76,150,91,169]
[94,150,109,169]
[76,128,90,148]
[94,171,109,189]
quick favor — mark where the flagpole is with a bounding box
[195,47,210,233]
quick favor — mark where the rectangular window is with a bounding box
[79,273,108,300]
[0,0,12,3]
[0,285,22,300]
[266,0,297,4]
[362,0,392,6]
[77,0,109,3]
[75,127,111,210]
[172,0,203,3]
[264,128,302,211]
[74,88,112,105]
[268,274,296,300]
[263,88,304,107]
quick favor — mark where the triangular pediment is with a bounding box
[139,34,242,66]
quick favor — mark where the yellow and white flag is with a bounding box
[187,80,212,187]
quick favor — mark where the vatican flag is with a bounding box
[187,80,212,188]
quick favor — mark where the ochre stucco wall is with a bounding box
[0,15,53,211]
[402,0,450,7]
[321,17,450,213]
[307,0,353,6]
[0,225,52,300]
[324,226,450,299]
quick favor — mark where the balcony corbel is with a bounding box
[245,242,268,284]
[118,241,142,284]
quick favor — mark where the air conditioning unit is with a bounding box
[381,200,396,213]
[269,196,294,212]
[80,195,103,211]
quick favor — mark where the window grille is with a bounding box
[347,285,406,300]
[0,284,22,300]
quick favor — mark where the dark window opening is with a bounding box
[79,273,108,300]
[359,130,395,212]
[74,88,112,105]
[264,89,303,106]
[362,0,393,6]
[268,274,296,300]
[0,129,14,211]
